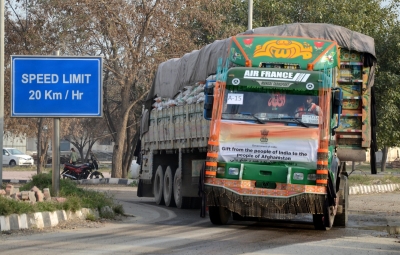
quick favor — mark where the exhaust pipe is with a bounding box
[62,173,77,180]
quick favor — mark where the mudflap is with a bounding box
[137,179,144,197]
[326,174,337,228]
[198,162,206,218]
[137,179,153,197]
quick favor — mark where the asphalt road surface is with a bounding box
[0,186,399,255]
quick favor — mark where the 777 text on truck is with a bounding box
[137,23,377,230]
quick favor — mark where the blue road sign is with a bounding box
[11,56,103,117]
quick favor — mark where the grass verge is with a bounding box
[353,163,400,174]
[348,174,400,186]
[0,172,124,217]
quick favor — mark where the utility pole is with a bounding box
[248,0,253,30]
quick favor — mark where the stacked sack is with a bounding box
[152,81,206,110]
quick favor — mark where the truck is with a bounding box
[137,23,377,230]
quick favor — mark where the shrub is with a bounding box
[2,172,116,216]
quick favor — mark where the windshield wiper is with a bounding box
[268,117,309,128]
[291,118,309,128]
[252,115,266,124]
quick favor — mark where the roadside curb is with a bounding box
[76,178,138,185]
[0,208,98,232]
[2,179,29,184]
[2,178,138,186]
[349,183,400,195]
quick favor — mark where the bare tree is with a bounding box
[64,118,108,162]
[4,1,70,173]
[5,0,241,178]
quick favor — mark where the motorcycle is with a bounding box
[61,156,104,180]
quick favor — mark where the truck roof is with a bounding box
[148,23,376,100]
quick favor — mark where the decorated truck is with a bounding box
[137,23,376,230]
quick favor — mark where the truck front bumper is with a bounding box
[204,178,327,218]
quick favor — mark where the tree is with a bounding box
[374,21,400,171]
[4,0,399,177]
[63,118,108,162]
[4,0,75,174]
[221,0,400,172]
[31,1,199,177]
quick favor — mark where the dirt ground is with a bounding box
[350,191,400,214]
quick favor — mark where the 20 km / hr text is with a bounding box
[29,90,83,100]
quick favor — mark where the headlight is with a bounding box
[228,167,239,175]
[307,174,317,181]
[293,172,304,180]
[217,167,225,175]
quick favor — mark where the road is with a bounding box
[1,186,399,254]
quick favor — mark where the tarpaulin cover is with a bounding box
[147,23,376,100]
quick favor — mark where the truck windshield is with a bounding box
[222,89,321,126]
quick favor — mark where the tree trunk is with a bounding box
[109,80,146,178]
[381,146,388,172]
[111,111,134,178]
[111,129,126,178]
[40,142,49,169]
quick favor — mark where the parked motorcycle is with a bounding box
[61,156,104,180]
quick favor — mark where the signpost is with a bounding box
[11,55,103,195]
[11,56,102,117]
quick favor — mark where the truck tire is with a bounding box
[153,165,165,205]
[190,197,201,209]
[209,206,231,225]
[232,212,246,221]
[163,166,175,207]
[173,168,191,209]
[313,200,334,230]
[334,174,349,227]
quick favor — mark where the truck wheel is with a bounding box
[209,206,231,225]
[163,166,175,207]
[190,197,201,209]
[173,168,191,209]
[313,200,334,230]
[334,174,349,227]
[312,214,326,230]
[153,165,165,205]
[232,212,246,221]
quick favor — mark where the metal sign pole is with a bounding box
[248,0,253,30]
[0,0,5,184]
[52,50,60,196]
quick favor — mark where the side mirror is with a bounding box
[332,89,343,134]
[203,80,215,120]
[332,90,343,115]
[204,95,214,119]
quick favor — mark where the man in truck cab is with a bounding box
[295,95,321,117]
